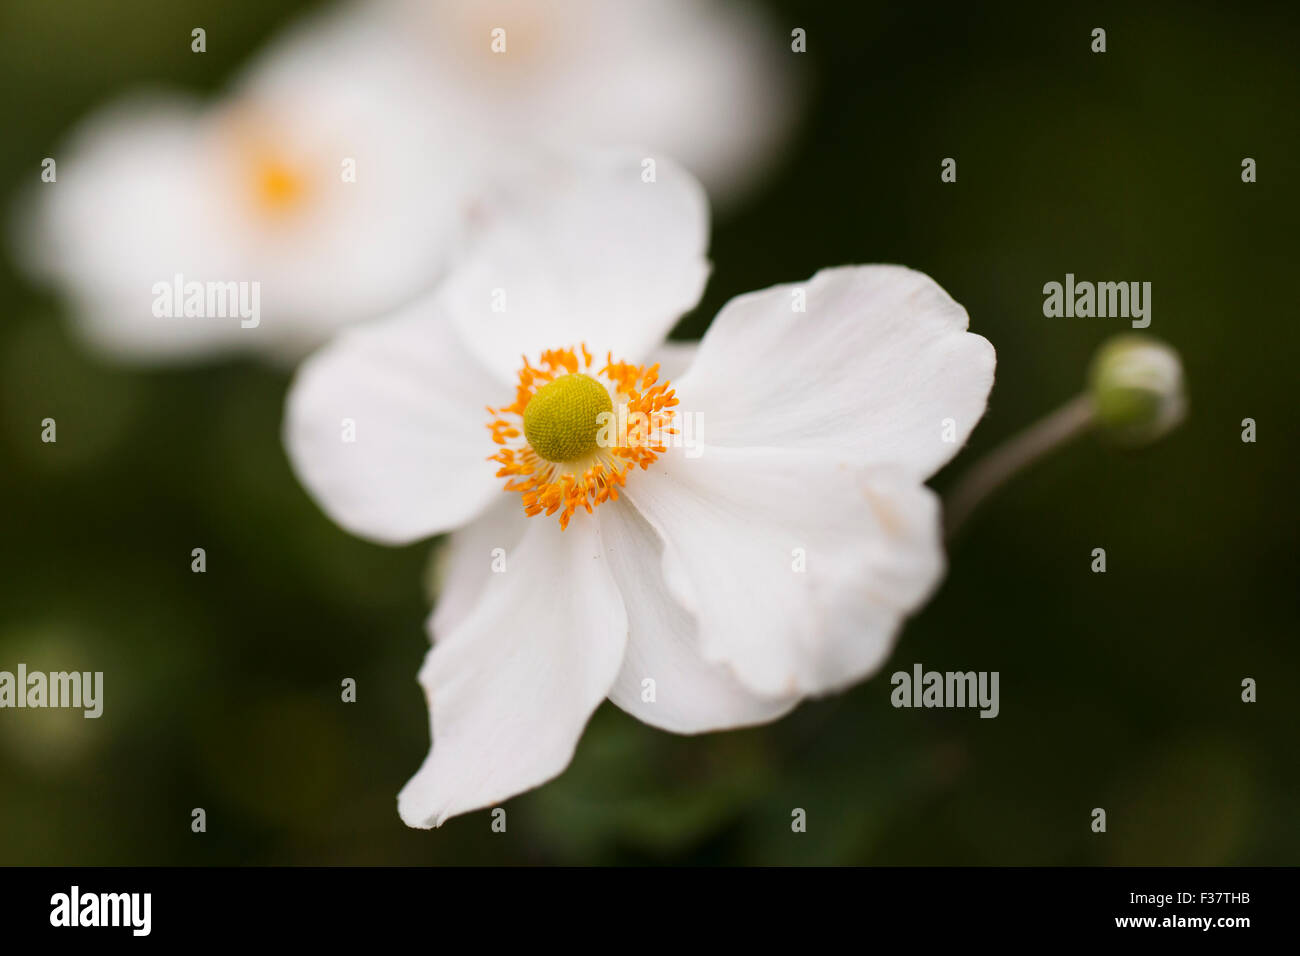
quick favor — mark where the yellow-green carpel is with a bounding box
[522,373,613,463]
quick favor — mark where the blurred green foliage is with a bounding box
[1,0,1296,864]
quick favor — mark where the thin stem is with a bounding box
[944,393,1096,542]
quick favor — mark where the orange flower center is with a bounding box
[253,155,308,213]
[488,345,679,528]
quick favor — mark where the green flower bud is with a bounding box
[1087,334,1186,445]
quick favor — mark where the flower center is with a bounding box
[216,107,314,219]
[254,156,308,214]
[522,373,613,463]
[487,345,679,528]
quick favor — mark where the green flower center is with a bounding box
[522,373,613,463]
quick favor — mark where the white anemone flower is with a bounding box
[15,0,799,364]
[14,5,472,363]
[284,152,995,827]
[359,0,803,209]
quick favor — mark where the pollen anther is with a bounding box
[487,345,678,529]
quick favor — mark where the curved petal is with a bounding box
[378,0,803,210]
[531,0,806,211]
[647,339,700,383]
[224,4,480,355]
[676,266,996,478]
[284,295,502,545]
[598,500,798,733]
[623,446,945,699]
[439,148,710,383]
[12,93,248,363]
[398,513,628,827]
[428,495,528,640]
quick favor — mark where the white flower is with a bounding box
[368,0,804,209]
[14,4,473,363]
[15,0,799,364]
[283,152,995,827]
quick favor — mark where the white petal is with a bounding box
[623,447,945,699]
[676,266,996,478]
[647,340,700,383]
[429,496,528,640]
[15,10,478,366]
[378,0,803,209]
[12,94,248,362]
[533,0,805,210]
[398,513,627,827]
[598,500,798,733]
[284,295,502,545]
[438,148,710,383]
[227,5,479,352]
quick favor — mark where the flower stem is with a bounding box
[944,393,1096,541]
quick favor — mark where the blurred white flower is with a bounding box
[283,150,996,826]
[372,0,804,208]
[14,0,800,364]
[14,5,475,363]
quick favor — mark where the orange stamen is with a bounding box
[486,344,678,528]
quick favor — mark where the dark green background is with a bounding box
[1,0,1296,864]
